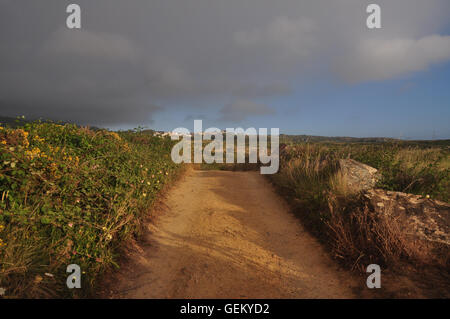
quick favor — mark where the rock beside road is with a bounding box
[364,188,450,246]
[336,158,449,246]
[338,158,380,191]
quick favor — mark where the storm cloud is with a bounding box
[219,100,275,123]
[1,0,450,127]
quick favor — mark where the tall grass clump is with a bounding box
[269,144,341,233]
[0,122,181,298]
[270,142,449,270]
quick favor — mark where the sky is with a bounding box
[0,0,449,139]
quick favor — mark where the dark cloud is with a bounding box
[184,114,207,122]
[219,99,275,122]
[1,0,450,126]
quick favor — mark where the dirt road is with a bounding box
[105,169,360,298]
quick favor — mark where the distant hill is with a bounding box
[280,134,397,144]
[0,115,101,130]
[1,116,447,146]
[280,134,450,147]
[0,116,29,127]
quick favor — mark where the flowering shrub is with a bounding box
[0,123,181,297]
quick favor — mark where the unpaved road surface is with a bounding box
[104,170,360,298]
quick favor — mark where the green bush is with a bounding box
[345,144,449,202]
[0,123,181,297]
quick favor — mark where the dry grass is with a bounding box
[325,194,440,271]
[269,143,449,273]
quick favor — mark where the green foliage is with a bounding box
[0,123,181,297]
[271,142,449,269]
[342,144,449,202]
[279,142,449,203]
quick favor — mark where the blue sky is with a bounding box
[147,59,450,139]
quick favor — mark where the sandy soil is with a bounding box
[103,169,362,298]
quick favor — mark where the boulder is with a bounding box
[335,159,449,246]
[338,158,380,192]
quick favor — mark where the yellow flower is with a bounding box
[34,135,45,143]
[143,193,147,197]
[108,132,121,141]
[25,147,41,159]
